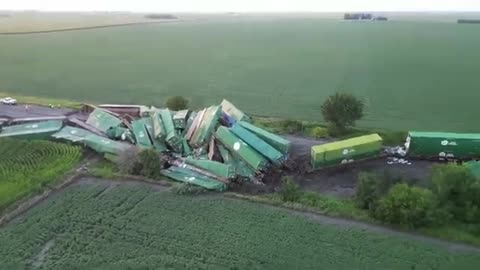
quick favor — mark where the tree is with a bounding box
[431,164,480,223]
[374,183,437,228]
[355,171,404,212]
[321,93,364,133]
[166,96,189,111]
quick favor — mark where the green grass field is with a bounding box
[1,181,479,269]
[1,18,480,131]
[0,139,81,210]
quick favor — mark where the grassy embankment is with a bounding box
[0,91,82,109]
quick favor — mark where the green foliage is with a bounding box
[278,120,303,134]
[1,184,479,269]
[378,131,408,146]
[431,164,480,223]
[321,92,364,132]
[115,148,142,175]
[374,184,437,228]
[280,176,301,202]
[165,96,189,111]
[172,183,207,195]
[355,172,381,210]
[309,126,329,138]
[137,149,162,179]
[355,171,405,211]
[0,138,81,210]
[422,223,480,246]
[90,160,117,179]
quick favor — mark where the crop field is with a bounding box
[0,181,479,269]
[0,138,81,210]
[1,17,480,131]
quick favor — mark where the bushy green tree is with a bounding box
[431,164,480,223]
[374,183,437,228]
[321,93,364,133]
[355,171,404,211]
[166,96,189,111]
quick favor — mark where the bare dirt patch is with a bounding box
[296,159,436,198]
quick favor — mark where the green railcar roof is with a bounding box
[86,108,122,133]
[312,134,382,154]
[0,120,63,137]
[409,131,480,140]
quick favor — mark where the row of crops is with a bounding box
[0,182,478,269]
[0,138,82,210]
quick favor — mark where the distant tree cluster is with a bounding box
[374,16,388,21]
[344,13,373,20]
[458,19,480,24]
[145,14,177,20]
[344,13,388,21]
[166,96,189,111]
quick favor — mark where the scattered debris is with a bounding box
[384,146,407,157]
[387,157,412,165]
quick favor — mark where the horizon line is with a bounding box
[2,9,480,13]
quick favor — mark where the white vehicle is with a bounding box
[0,97,17,105]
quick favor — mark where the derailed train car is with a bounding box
[311,134,383,170]
[405,131,480,160]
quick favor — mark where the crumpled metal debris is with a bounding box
[4,99,290,191]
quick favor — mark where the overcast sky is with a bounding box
[2,0,480,12]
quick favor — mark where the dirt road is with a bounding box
[0,103,73,119]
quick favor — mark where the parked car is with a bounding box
[0,97,17,105]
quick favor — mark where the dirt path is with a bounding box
[0,103,74,119]
[232,198,480,253]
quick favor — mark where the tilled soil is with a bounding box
[295,159,436,198]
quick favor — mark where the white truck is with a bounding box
[0,97,17,105]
